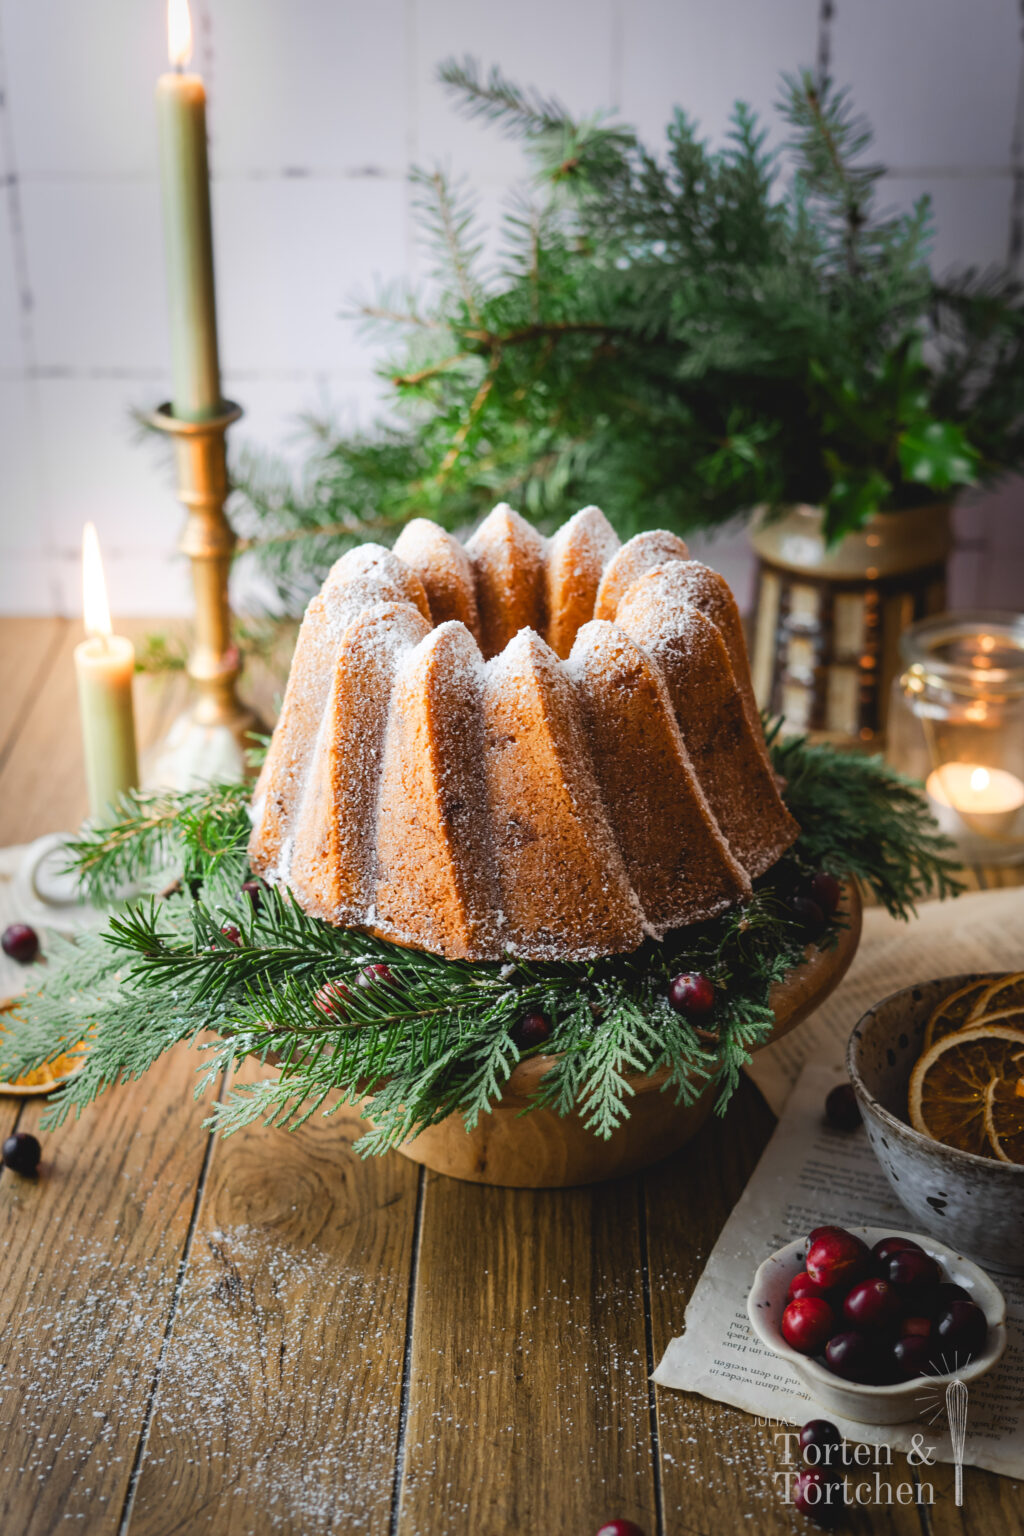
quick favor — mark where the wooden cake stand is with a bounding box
[382,885,862,1189]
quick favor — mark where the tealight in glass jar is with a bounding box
[888,611,1024,865]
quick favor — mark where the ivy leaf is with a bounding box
[821,466,891,544]
[898,420,979,491]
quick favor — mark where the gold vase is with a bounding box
[749,503,951,745]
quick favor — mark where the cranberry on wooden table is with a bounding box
[824,1082,861,1131]
[595,1521,646,1536]
[793,1466,841,1527]
[2,1132,41,1176]
[799,1419,843,1464]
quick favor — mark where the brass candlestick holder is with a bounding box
[145,400,264,788]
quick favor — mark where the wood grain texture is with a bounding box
[644,1079,927,1535]
[0,619,66,772]
[127,1070,420,1536]
[396,1171,658,1536]
[0,1043,216,1535]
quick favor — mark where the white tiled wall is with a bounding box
[1,0,1022,617]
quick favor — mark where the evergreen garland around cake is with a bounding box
[0,728,958,1155]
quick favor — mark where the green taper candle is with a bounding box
[156,0,222,421]
[74,524,139,824]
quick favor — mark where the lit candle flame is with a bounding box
[167,0,193,68]
[970,766,990,794]
[82,523,112,639]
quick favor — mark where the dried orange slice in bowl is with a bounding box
[908,1024,1024,1158]
[969,971,1024,1022]
[922,978,993,1049]
[985,1072,1024,1165]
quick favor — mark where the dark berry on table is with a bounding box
[511,1011,552,1050]
[871,1235,923,1266]
[314,980,352,1020]
[809,872,842,916]
[805,1229,870,1290]
[843,1277,902,1331]
[791,896,826,938]
[793,1467,841,1527]
[781,1298,835,1354]
[358,963,395,988]
[594,1521,646,1536]
[799,1419,843,1465]
[824,1329,881,1383]
[885,1249,941,1290]
[2,1131,41,1176]
[2,923,39,964]
[900,1315,932,1339]
[824,1082,861,1131]
[892,1334,936,1381]
[935,1300,988,1361]
[668,971,715,1017]
[788,1270,829,1302]
[241,878,266,912]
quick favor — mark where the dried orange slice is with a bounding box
[969,971,1024,1022]
[0,1001,84,1097]
[922,979,992,1049]
[908,1024,1024,1157]
[984,1070,1024,1165]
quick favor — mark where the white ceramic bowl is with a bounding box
[746,1225,1007,1425]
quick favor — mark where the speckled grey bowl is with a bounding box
[847,974,1024,1276]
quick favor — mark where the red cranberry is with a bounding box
[807,1225,849,1246]
[935,1300,988,1361]
[241,878,267,911]
[511,1011,552,1050]
[781,1298,835,1354]
[824,1083,861,1131]
[892,1335,935,1381]
[595,1522,645,1536]
[2,1131,41,1175]
[810,872,842,915]
[806,1229,870,1290]
[843,1278,902,1331]
[314,980,352,1020]
[871,1235,923,1266]
[358,963,394,988]
[886,1249,941,1290]
[926,1281,972,1316]
[788,1271,829,1302]
[211,924,241,949]
[901,1316,932,1339]
[2,923,39,964]
[793,1466,841,1526]
[792,896,826,938]
[668,971,715,1017]
[799,1419,843,1465]
[824,1330,880,1383]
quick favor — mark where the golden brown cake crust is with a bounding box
[248,507,798,961]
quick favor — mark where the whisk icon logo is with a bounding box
[916,1362,971,1507]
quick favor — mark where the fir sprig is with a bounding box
[0,734,960,1153]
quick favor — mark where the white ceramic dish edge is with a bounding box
[746,1225,1007,1426]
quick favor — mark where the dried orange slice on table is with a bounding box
[908,1024,1024,1158]
[921,978,992,1049]
[984,1074,1024,1165]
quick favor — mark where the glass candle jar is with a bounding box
[888,611,1024,865]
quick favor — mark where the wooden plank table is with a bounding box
[0,617,1020,1536]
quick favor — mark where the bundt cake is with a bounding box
[249,504,799,961]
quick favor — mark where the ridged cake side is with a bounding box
[248,506,799,960]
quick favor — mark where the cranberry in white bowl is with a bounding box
[747,1225,1006,1426]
